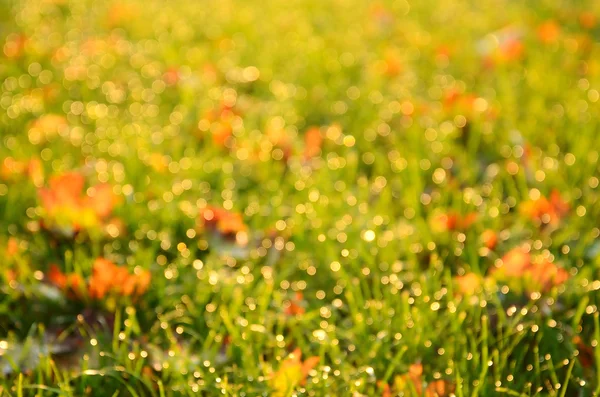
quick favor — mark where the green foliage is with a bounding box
[1,0,600,395]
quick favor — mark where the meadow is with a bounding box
[1,0,600,395]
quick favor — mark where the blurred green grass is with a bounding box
[1,0,600,395]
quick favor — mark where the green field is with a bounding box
[1,0,600,395]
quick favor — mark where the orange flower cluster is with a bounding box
[431,211,477,233]
[443,89,477,114]
[1,157,43,186]
[200,102,239,147]
[198,206,248,242]
[480,26,524,67]
[497,27,525,61]
[38,172,118,236]
[48,258,151,300]
[491,247,569,293]
[48,265,84,297]
[266,126,323,163]
[520,190,569,226]
[270,348,319,397]
[454,247,569,298]
[381,364,454,397]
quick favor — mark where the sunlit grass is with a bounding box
[1,0,600,395]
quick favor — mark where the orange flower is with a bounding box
[266,126,293,162]
[38,172,118,236]
[211,122,232,146]
[0,157,43,185]
[88,258,150,299]
[383,49,402,77]
[163,67,180,86]
[49,258,151,302]
[1,157,26,181]
[455,273,482,296]
[520,190,568,226]
[7,237,19,256]
[5,269,17,283]
[537,21,561,44]
[497,38,525,63]
[491,247,569,293]
[432,211,477,233]
[83,183,117,218]
[118,268,151,297]
[386,364,454,397]
[39,172,85,213]
[48,264,68,289]
[270,349,319,396]
[426,380,455,397]
[443,90,478,115]
[579,12,597,29]
[549,190,569,216]
[379,381,392,397]
[134,270,152,296]
[121,274,138,297]
[481,229,498,250]
[303,127,323,160]
[88,258,119,299]
[494,247,531,278]
[198,206,247,241]
[526,258,569,292]
[48,264,84,298]
[436,45,453,59]
[201,102,239,147]
[460,212,478,230]
[3,238,21,282]
[284,292,305,316]
[3,34,27,58]
[404,363,424,394]
[27,158,44,186]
